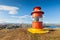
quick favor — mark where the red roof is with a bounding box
[31,11,44,15]
[33,6,41,10]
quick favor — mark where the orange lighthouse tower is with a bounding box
[28,6,49,33]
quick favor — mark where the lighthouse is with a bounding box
[31,7,43,29]
[28,6,49,33]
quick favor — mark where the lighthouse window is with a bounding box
[32,17,43,22]
[32,17,39,22]
[39,17,43,22]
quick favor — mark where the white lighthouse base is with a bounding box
[27,28,49,34]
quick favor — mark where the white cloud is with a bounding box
[0,20,28,23]
[0,15,32,23]
[0,20,11,23]
[0,19,16,23]
[16,20,25,23]
[11,15,32,23]
[11,15,32,19]
[0,5,19,14]
[0,20,5,23]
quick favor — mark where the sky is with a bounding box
[0,0,60,24]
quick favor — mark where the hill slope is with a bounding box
[0,28,60,40]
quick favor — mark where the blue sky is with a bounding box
[0,0,60,24]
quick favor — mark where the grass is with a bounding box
[0,28,60,40]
